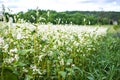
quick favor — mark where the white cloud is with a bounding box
[0,0,120,13]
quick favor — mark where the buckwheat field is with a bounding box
[0,20,120,80]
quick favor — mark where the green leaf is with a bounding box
[0,68,18,80]
[66,68,72,72]
[58,71,66,79]
[67,59,73,64]
[87,76,94,80]
[15,62,26,67]
[18,49,34,55]
[25,75,33,80]
[87,72,94,80]
[73,66,81,71]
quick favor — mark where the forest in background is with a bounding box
[1,9,120,25]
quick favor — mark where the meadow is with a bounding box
[0,21,120,80]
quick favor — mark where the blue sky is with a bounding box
[0,0,120,13]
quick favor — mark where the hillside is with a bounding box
[1,10,120,25]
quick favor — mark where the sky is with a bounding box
[0,0,120,13]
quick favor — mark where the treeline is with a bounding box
[1,9,120,25]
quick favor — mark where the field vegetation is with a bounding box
[0,7,120,80]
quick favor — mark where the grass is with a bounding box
[0,22,120,80]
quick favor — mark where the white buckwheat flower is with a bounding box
[17,33,22,39]
[0,37,4,46]
[22,67,28,72]
[4,58,14,64]
[30,65,42,75]
[10,48,18,53]
[14,54,19,61]
[60,59,64,65]
[3,44,9,52]
[38,55,44,61]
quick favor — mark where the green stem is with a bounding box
[82,53,85,79]
[68,74,71,80]
[47,60,50,79]
[33,29,37,79]
[57,62,60,80]
[1,63,4,80]
[61,66,64,80]
[1,49,5,80]
[33,32,37,64]
[58,73,61,80]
